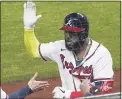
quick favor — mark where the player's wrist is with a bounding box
[24,28,34,31]
[25,85,33,94]
[24,25,35,30]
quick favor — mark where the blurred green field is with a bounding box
[1,1,120,83]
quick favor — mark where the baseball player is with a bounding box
[1,73,49,99]
[23,1,114,99]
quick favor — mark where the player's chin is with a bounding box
[72,43,81,54]
[65,42,81,54]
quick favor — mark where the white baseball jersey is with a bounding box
[39,39,114,91]
[1,88,8,99]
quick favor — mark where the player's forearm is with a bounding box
[24,29,40,58]
[8,86,32,99]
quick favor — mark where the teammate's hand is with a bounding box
[80,78,91,95]
[28,72,50,92]
[23,0,41,29]
[52,86,72,99]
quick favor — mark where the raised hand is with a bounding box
[23,0,41,29]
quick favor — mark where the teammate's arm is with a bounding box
[9,73,49,99]
[23,1,41,58]
[1,73,49,99]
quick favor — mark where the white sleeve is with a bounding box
[1,88,8,99]
[38,41,61,62]
[93,50,114,80]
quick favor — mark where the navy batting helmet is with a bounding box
[60,12,89,54]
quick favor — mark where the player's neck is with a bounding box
[75,38,90,61]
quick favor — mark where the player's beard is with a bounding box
[65,40,84,55]
[64,31,86,55]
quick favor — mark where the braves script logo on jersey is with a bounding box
[60,54,93,79]
[60,54,74,74]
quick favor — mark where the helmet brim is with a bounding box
[60,26,85,33]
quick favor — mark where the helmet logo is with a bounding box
[66,19,72,26]
[66,19,78,27]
